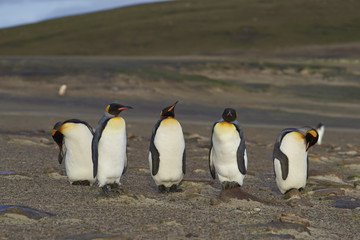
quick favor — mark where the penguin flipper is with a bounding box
[307,156,309,179]
[209,122,217,179]
[123,154,128,175]
[182,149,186,175]
[273,141,289,180]
[233,121,247,175]
[92,118,110,178]
[149,120,161,176]
[91,134,99,178]
[209,147,216,179]
[273,128,295,180]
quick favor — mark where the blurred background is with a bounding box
[0,0,359,130]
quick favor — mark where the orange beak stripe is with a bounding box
[168,104,176,112]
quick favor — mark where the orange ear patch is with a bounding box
[307,130,318,138]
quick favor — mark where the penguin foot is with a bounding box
[158,185,167,193]
[110,183,127,194]
[102,185,113,198]
[222,181,240,190]
[72,180,90,186]
[158,185,182,193]
[169,184,182,193]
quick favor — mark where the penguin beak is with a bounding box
[168,101,178,112]
[118,106,133,111]
[227,112,232,116]
[306,142,310,151]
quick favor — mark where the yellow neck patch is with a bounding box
[215,121,235,133]
[218,121,234,127]
[161,117,178,125]
[293,131,305,139]
[108,116,124,128]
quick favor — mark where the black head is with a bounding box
[106,103,133,116]
[222,108,237,122]
[305,128,318,151]
[52,121,64,148]
[160,101,178,118]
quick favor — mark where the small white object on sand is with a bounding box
[58,84,67,97]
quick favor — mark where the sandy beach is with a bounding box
[1,56,360,239]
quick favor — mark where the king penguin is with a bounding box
[52,119,95,185]
[92,103,132,196]
[272,127,318,194]
[149,101,186,193]
[209,108,248,189]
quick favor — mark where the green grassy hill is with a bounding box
[1,0,360,56]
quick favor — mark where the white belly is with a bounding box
[150,119,185,187]
[212,122,246,186]
[275,133,307,194]
[63,124,94,183]
[97,117,127,186]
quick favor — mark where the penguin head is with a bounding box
[222,108,237,122]
[305,129,318,151]
[160,101,178,118]
[52,121,64,148]
[106,103,133,116]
